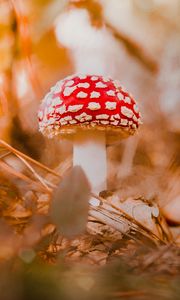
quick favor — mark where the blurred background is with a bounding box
[0,1,180,299]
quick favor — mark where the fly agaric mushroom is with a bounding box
[38,74,142,194]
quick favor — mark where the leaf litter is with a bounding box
[0,140,179,299]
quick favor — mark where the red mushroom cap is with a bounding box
[38,74,142,141]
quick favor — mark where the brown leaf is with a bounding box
[51,166,91,239]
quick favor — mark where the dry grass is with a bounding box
[0,1,180,299]
[0,138,179,299]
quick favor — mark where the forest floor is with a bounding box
[0,139,179,300]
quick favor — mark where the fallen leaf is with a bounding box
[51,166,91,239]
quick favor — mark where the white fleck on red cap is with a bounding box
[38,74,142,141]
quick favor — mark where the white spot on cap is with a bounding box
[117,93,123,101]
[48,118,55,125]
[121,85,127,92]
[120,119,128,126]
[102,77,110,82]
[133,104,139,113]
[95,82,107,88]
[63,86,77,96]
[69,120,77,124]
[90,91,100,98]
[77,91,88,98]
[91,121,99,126]
[53,81,63,93]
[91,76,98,81]
[88,102,101,110]
[96,114,109,120]
[129,121,133,125]
[77,82,90,88]
[107,90,116,96]
[65,75,74,81]
[65,80,74,87]
[100,120,109,125]
[121,106,133,118]
[44,92,53,104]
[133,115,138,122]
[56,105,66,114]
[38,111,43,119]
[138,118,143,125]
[78,75,87,79]
[105,102,117,110]
[60,118,68,125]
[75,112,92,122]
[110,114,120,120]
[52,97,63,106]
[111,120,119,126]
[47,107,54,114]
[84,115,92,122]
[132,124,137,129]
[68,104,83,112]
[113,80,121,88]
[42,108,48,121]
[124,97,131,104]
[63,116,72,121]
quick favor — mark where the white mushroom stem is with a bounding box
[73,130,107,195]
